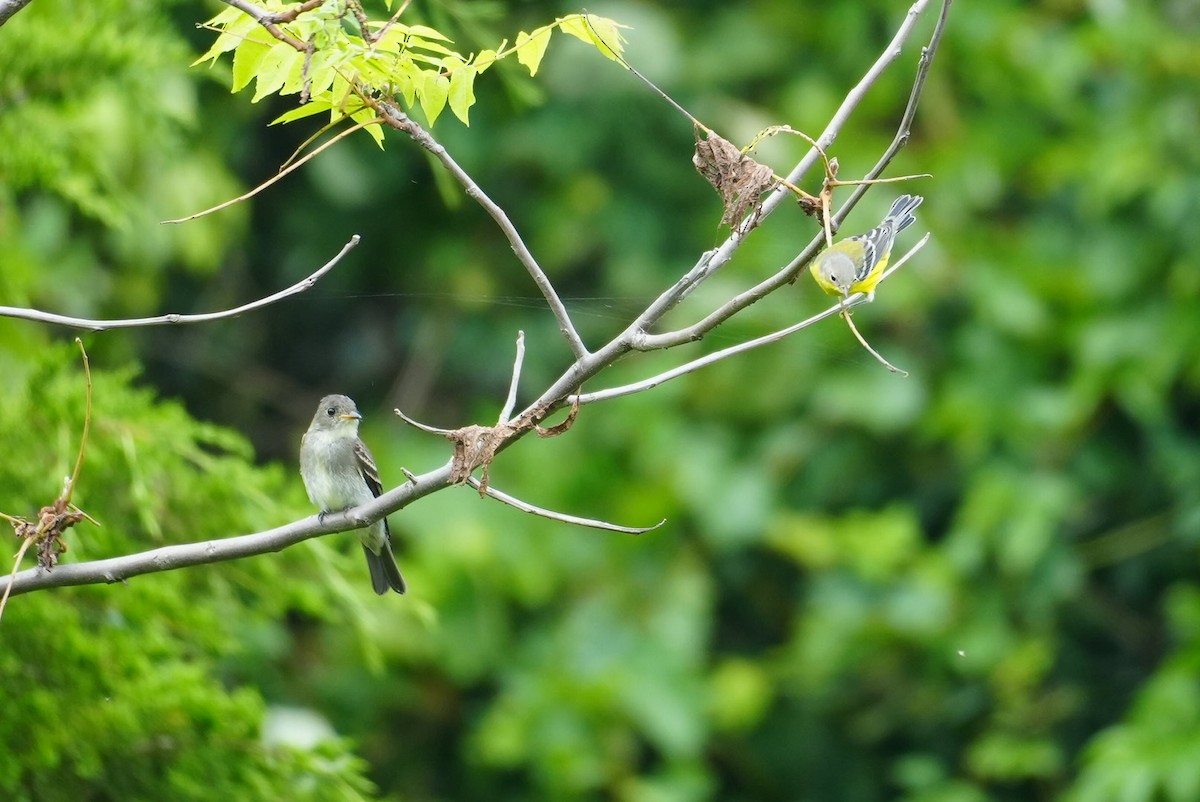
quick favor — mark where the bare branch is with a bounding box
[218,0,309,51]
[499,330,526,424]
[465,477,663,535]
[615,0,936,343]
[826,0,954,218]
[577,304,846,406]
[504,1,944,420]
[394,408,454,436]
[0,236,360,331]
[0,462,456,598]
[6,2,950,598]
[0,0,34,27]
[573,235,931,405]
[370,100,589,360]
[637,0,947,350]
[0,450,665,598]
[262,0,323,25]
[876,231,929,282]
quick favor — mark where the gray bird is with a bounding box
[300,394,406,595]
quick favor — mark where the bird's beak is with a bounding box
[338,412,362,421]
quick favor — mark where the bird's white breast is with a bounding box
[300,429,372,512]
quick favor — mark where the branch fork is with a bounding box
[0,0,952,599]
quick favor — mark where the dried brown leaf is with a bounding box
[535,397,580,438]
[693,127,778,227]
[446,423,516,496]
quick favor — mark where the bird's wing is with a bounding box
[850,224,895,281]
[354,438,391,538]
[354,439,384,499]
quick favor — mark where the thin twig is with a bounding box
[748,125,837,244]
[394,408,455,436]
[831,173,932,188]
[369,100,589,360]
[65,338,93,505]
[839,310,908,375]
[465,477,663,535]
[0,341,98,621]
[163,119,380,224]
[581,13,704,130]
[373,0,413,45]
[347,0,372,43]
[0,236,360,331]
[499,331,526,424]
[0,538,35,622]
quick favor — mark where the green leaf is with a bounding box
[558,15,590,43]
[406,37,460,59]
[447,60,476,125]
[270,101,333,125]
[563,14,626,61]
[191,8,257,65]
[515,27,552,76]
[374,25,459,59]
[305,47,338,101]
[473,47,501,75]
[280,46,311,96]
[394,59,421,108]
[418,70,449,126]
[252,44,304,103]
[404,24,453,43]
[230,36,272,94]
[351,107,385,148]
[329,72,355,116]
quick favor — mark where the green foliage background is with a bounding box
[2,0,1200,800]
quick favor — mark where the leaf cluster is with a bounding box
[194,1,626,138]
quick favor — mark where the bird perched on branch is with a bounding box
[810,194,923,299]
[300,394,406,595]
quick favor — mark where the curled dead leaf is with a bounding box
[693,127,778,227]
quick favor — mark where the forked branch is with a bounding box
[3,0,951,598]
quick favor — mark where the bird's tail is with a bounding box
[364,541,407,595]
[885,194,924,233]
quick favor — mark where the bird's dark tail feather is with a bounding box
[364,542,407,595]
[886,194,924,233]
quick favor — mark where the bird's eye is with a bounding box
[325,407,336,417]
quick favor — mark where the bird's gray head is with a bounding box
[309,394,362,435]
[820,251,856,295]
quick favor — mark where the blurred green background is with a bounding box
[2,0,1199,800]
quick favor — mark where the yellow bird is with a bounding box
[810,194,923,299]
